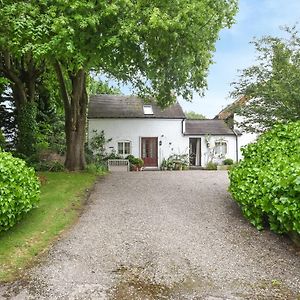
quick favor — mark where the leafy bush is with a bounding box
[0,130,5,149]
[125,155,135,164]
[85,163,107,174]
[89,130,112,164]
[206,161,218,170]
[133,158,144,168]
[0,151,40,232]
[223,158,234,165]
[126,155,144,170]
[33,160,65,172]
[165,153,189,170]
[229,122,300,234]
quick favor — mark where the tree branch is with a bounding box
[54,60,71,114]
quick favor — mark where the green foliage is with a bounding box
[0,0,237,170]
[231,26,300,133]
[33,161,64,172]
[85,163,107,175]
[36,72,66,155]
[133,158,144,168]
[126,155,144,170]
[0,151,40,232]
[17,102,38,157]
[206,161,218,170]
[89,130,112,165]
[223,158,234,165]
[185,111,207,120]
[229,121,300,234]
[88,77,121,96]
[0,129,5,149]
[0,84,16,151]
[166,153,189,170]
[161,158,168,169]
[0,172,97,281]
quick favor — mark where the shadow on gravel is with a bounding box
[108,265,218,300]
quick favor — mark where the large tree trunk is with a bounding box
[1,52,40,156]
[55,62,87,171]
[64,86,87,171]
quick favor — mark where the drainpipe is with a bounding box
[181,119,185,135]
[233,129,239,163]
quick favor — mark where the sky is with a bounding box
[179,0,300,118]
[116,0,300,118]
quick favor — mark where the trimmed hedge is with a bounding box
[0,151,40,232]
[229,121,300,234]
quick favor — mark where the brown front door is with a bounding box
[141,137,158,167]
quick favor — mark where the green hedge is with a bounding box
[0,151,40,232]
[229,121,300,234]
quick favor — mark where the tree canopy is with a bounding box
[185,111,207,120]
[231,26,300,133]
[1,0,238,170]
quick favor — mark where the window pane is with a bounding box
[143,105,153,115]
[215,143,221,154]
[124,142,130,154]
[215,141,227,155]
[118,142,123,154]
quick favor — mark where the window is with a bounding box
[118,141,131,156]
[215,141,227,156]
[143,105,153,115]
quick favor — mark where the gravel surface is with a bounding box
[1,171,299,299]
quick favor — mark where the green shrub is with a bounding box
[0,151,40,232]
[206,161,218,170]
[33,161,65,172]
[85,163,107,174]
[126,156,144,169]
[0,130,5,149]
[125,155,135,165]
[229,121,300,234]
[223,158,234,165]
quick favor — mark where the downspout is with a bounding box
[233,129,239,163]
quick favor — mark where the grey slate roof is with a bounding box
[88,95,185,119]
[184,120,236,135]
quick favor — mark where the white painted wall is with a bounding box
[88,118,189,167]
[187,135,238,167]
[234,115,259,159]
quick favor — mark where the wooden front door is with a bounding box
[141,137,158,167]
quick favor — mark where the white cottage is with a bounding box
[184,120,239,167]
[88,95,239,169]
[88,95,188,168]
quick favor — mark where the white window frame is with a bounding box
[117,141,131,156]
[143,105,153,115]
[214,140,227,157]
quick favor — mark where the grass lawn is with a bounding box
[0,171,99,282]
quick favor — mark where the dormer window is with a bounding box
[143,105,153,115]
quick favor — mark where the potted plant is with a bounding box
[161,159,168,171]
[217,158,234,170]
[167,160,174,170]
[135,158,144,171]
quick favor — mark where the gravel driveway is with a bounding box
[1,171,299,299]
